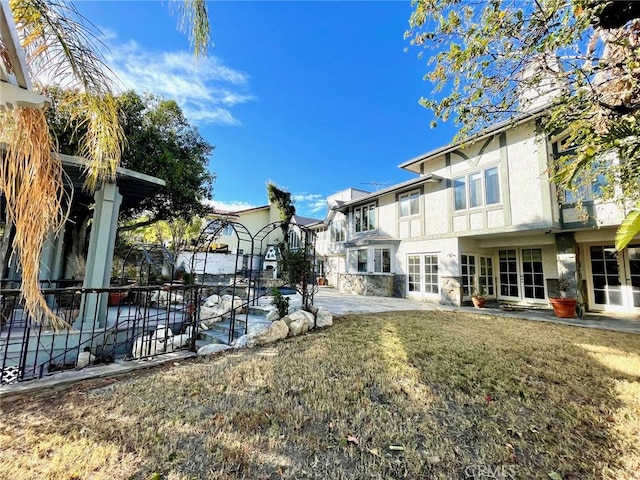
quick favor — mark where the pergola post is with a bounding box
[76,182,122,329]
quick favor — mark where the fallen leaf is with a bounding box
[548,472,563,480]
[368,448,381,457]
[605,415,615,423]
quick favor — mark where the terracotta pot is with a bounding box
[472,297,485,308]
[108,291,127,306]
[549,297,577,318]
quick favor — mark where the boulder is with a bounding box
[132,333,158,359]
[76,349,95,369]
[197,343,232,356]
[246,320,289,348]
[247,321,271,335]
[288,318,309,337]
[232,334,250,349]
[283,310,315,330]
[165,333,191,352]
[204,294,221,307]
[151,290,184,307]
[315,309,333,328]
[200,304,226,322]
[152,326,173,342]
[266,308,280,322]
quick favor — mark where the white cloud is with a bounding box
[203,199,258,213]
[292,192,327,217]
[103,40,254,126]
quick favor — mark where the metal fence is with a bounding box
[0,283,203,385]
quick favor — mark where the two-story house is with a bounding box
[322,108,640,315]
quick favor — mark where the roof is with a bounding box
[59,153,165,210]
[292,214,323,227]
[398,105,550,171]
[231,204,271,214]
[332,173,443,212]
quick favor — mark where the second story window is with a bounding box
[354,203,376,233]
[399,191,420,217]
[330,217,346,242]
[288,229,300,249]
[454,166,501,211]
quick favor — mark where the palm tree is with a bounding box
[0,0,210,329]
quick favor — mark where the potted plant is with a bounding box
[549,273,577,318]
[471,288,485,308]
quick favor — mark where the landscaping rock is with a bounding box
[282,310,314,329]
[232,334,249,349]
[75,349,95,369]
[204,294,221,307]
[200,305,226,323]
[266,308,280,322]
[288,318,309,337]
[197,344,232,356]
[316,309,333,328]
[246,320,288,348]
[247,321,271,335]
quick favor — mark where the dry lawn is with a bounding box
[1,311,639,480]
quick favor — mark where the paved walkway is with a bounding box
[313,287,640,334]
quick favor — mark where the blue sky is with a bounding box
[77,1,457,218]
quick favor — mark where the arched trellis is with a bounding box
[189,218,318,344]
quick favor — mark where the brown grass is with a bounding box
[0,311,639,479]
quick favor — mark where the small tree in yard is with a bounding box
[278,241,317,311]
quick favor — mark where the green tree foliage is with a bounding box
[407,0,640,248]
[47,90,215,228]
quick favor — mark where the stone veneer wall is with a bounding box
[441,276,461,306]
[337,273,400,297]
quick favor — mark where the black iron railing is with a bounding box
[0,284,203,385]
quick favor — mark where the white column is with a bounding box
[77,182,122,329]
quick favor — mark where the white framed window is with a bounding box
[330,217,346,242]
[354,203,376,233]
[399,191,420,217]
[357,249,367,272]
[454,166,501,210]
[288,229,300,249]
[407,253,439,295]
[373,248,391,273]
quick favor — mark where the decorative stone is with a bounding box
[197,344,232,356]
[132,333,158,359]
[246,320,289,348]
[204,294,221,307]
[76,349,95,369]
[152,326,173,342]
[165,333,191,352]
[315,309,333,328]
[288,318,309,337]
[266,308,280,322]
[232,334,249,349]
[200,305,226,322]
[282,310,314,329]
[247,321,271,335]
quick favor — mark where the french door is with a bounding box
[498,248,546,302]
[589,245,640,313]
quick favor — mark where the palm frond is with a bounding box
[10,0,115,95]
[616,202,640,251]
[71,93,124,191]
[0,107,70,330]
[174,0,211,57]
